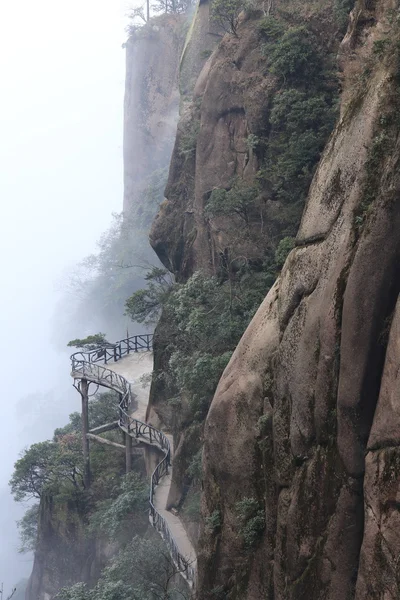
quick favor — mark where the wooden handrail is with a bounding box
[70,336,196,587]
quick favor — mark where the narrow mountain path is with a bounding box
[71,340,197,586]
[106,352,197,567]
[106,351,152,421]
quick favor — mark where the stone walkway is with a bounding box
[107,352,197,567]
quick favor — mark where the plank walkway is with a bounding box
[105,353,197,568]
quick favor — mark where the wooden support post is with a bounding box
[120,393,132,473]
[81,379,91,488]
[125,432,132,473]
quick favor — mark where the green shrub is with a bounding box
[67,333,109,351]
[89,472,148,539]
[56,536,189,600]
[258,27,338,223]
[179,118,200,158]
[183,491,201,521]
[373,39,390,58]
[17,504,39,553]
[235,497,265,548]
[258,16,285,39]
[206,509,222,532]
[187,449,203,481]
[246,133,260,150]
[334,0,353,33]
[268,27,322,83]
[205,180,260,226]
[275,236,295,267]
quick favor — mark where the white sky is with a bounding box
[0,0,141,588]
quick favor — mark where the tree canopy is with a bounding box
[10,437,84,502]
[67,333,110,352]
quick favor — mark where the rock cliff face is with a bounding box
[26,495,110,600]
[123,14,186,212]
[148,0,341,558]
[198,1,400,598]
[148,0,400,596]
[150,12,270,279]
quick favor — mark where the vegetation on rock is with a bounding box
[56,536,190,600]
[210,0,247,36]
[66,168,168,333]
[11,392,127,553]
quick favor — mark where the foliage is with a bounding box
[205,180,260,226]
[210,0,246,35]
[54,392,120,440]
[56,536,190,600]
[205,510,221,533]
[274,236,295,268]
[67,333,110,351]
[152,0,195,15]
[334,0,353,33]
[235,497,265,548]
[373,39,390,58]
[89,473,148,539]
[182,490,201,522]
[267,26,323,83]
[246,134,260,151]
[187,449,202,481]
[258,16,285,39]
[17,503,39,553]
[12,392,126,553]
[127,269,271,423]
[179,118,200,159]
[10,438,84,501]
[125,267,173,325]
[256,20,338,236]
[66,167,168,332]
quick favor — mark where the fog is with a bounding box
[0,0,134,588]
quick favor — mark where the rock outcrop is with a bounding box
[198,0,400,597]
[26,494,110,600]
[123,14,186,212]
[147,0,344,560]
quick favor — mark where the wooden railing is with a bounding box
[70,334,196,587]
[70,333,153,366]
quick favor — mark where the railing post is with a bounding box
[81,379,91,488]
[71,341,195,587]
[125,431,132,473]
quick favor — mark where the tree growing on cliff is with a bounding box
[205,179,260,227]
[53,392,120,440]
[56,536,191,600]
[152,0,195,15]
[17,503,39,553]
[67,333,110,351]
[10,437,85,501]
[89,472,148,540]
[124,267,173,325]
[211,0,247,35]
